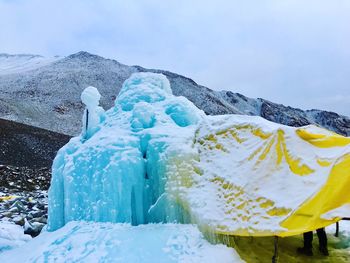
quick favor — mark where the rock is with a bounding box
[2,211,13,217]
[10,200,25,212]
[9,206,19,213]
[24,219,36,236]
[0,187,49,236]
[31,216,47,224]
[36,203,45,210]
[24,219,45,237]
[31,210,44,218]
[26,213,33,220]
[1,187,49,238]
[13,216,25,226]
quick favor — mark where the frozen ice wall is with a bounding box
[48,73,203,231]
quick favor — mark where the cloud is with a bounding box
[0,0,349,116]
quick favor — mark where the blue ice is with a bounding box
[48,73,203,231]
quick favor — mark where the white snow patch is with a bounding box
[0,221,242,263]
[0,222,31,253]
[0,54,60,75]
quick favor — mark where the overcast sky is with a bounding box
[1,0,349,116]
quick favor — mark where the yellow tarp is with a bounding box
[169,116,350,237]
[0,195,17,202]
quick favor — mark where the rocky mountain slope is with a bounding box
[0,51,349,136]
[0,118,70,168]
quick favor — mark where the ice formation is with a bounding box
[81,86,105,139]
[48,72,350,237]
[48,73,199,231]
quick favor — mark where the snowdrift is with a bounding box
[0,222,31,253]
[0,222,241,262]
[48,72,350,237]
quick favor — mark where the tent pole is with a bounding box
[85,109,89,132]
[272,236,279,263]
[335,221,339,237]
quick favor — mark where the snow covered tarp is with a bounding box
[48,72,350,237]
[189,117,350,237]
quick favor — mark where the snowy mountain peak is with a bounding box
[0,51,349,136]
[58,51,124,68]
[0,53,61,75]
[65,51,107,61]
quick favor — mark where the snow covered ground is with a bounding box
[0,221,241,263]
[1,221,349,262]
[0,221,31,253]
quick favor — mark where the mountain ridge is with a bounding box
[0,51,349,136]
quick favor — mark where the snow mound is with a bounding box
[48,72,350,237]
[81,86,101,107]
[0,222,242,263]
[81,86,106,139]
[0,222,31,253]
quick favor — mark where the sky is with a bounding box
[1,0,350,116]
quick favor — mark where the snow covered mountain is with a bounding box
[0,51,349,136]
[0,53,60,76]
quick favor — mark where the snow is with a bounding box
[0,222,31,253]
[2,222,350,262]
[81,86,106,139]
[81,86,102,107]
[217,90,262,116]
[0,54,60,75]
[0,221,242,263]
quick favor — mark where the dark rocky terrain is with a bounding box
[0,118,70,168]
[259,100,350,136]
[0,166,50,191]
[0,119,70,236]
[0,187,48,237]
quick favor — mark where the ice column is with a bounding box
[81,86,105,139]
